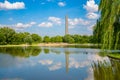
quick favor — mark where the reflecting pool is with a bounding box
[0,46,119,80]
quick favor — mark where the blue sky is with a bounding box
[0,0,100,36]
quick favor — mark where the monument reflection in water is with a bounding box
[0,46,120,80]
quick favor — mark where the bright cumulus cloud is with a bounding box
[68,18,90,28]
[58,2,66,7]
[15,22,36,28]
[86,12,99,19]
[38,60,53,65]
[0,22,36,29]
[84,0,98,12]
[38,22,53,28]
[0,0,25,10]
[69,57,89,68]
[48,62,62,71]
[69,18,90,26]
[84,0,99,19]
[48,17,62,25]
[38,16,62,28]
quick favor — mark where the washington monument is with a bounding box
[65,15,68,35]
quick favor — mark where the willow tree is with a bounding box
[95,0,120,49]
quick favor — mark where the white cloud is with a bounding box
[15,22,36,28]
[68,18,90,28]
[84,0,99,20]
[69,18,90,26]
[88,54,109,62]
[38,60,53,65]
[38,59,62,71]
[48,17,62,25]
[86,12,99,19]
[30,22,36,25]
[0,22,36,29]
[48,62,62,71]
[58,2,66,7]
[69,53,109,69]
[16,23,25,28]
[84,0,98,12]
[38,22,53,27]
[69,57,89,68]
[38,16,62,28]
[0,0,25,10]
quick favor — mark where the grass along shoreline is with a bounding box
[0,43,99,47]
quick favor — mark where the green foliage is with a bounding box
[43,48,50,54]
[0,27,42,45]
[0,33,6,44]
[72,34,81,43]
[43,36,50,43]
[0,27,95,45]
[94,0,120,49]
[64,34,92,44]
[0,47,41,57]
[92,59,120,80]
[11,33,24,44]
[0,27,16,44]
[50,35,63,43]
[24,35,33,45]
[108,53,120,59]
[31,34,42,43]
[81,35,90,43]
[49,34,93,44]
[89,35,94,43]
[93,20,102,43]
[63,35,75,43]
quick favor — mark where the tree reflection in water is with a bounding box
[0,46,42,58]
[92,56,120,80]
[43,48,50,54]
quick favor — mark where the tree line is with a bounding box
[0,27,42,45]
[0,27,94,45]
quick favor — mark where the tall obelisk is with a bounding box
[65,15,68,35]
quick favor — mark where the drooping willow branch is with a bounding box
[94,0,120,50]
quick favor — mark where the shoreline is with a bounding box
[0,43,99,47]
